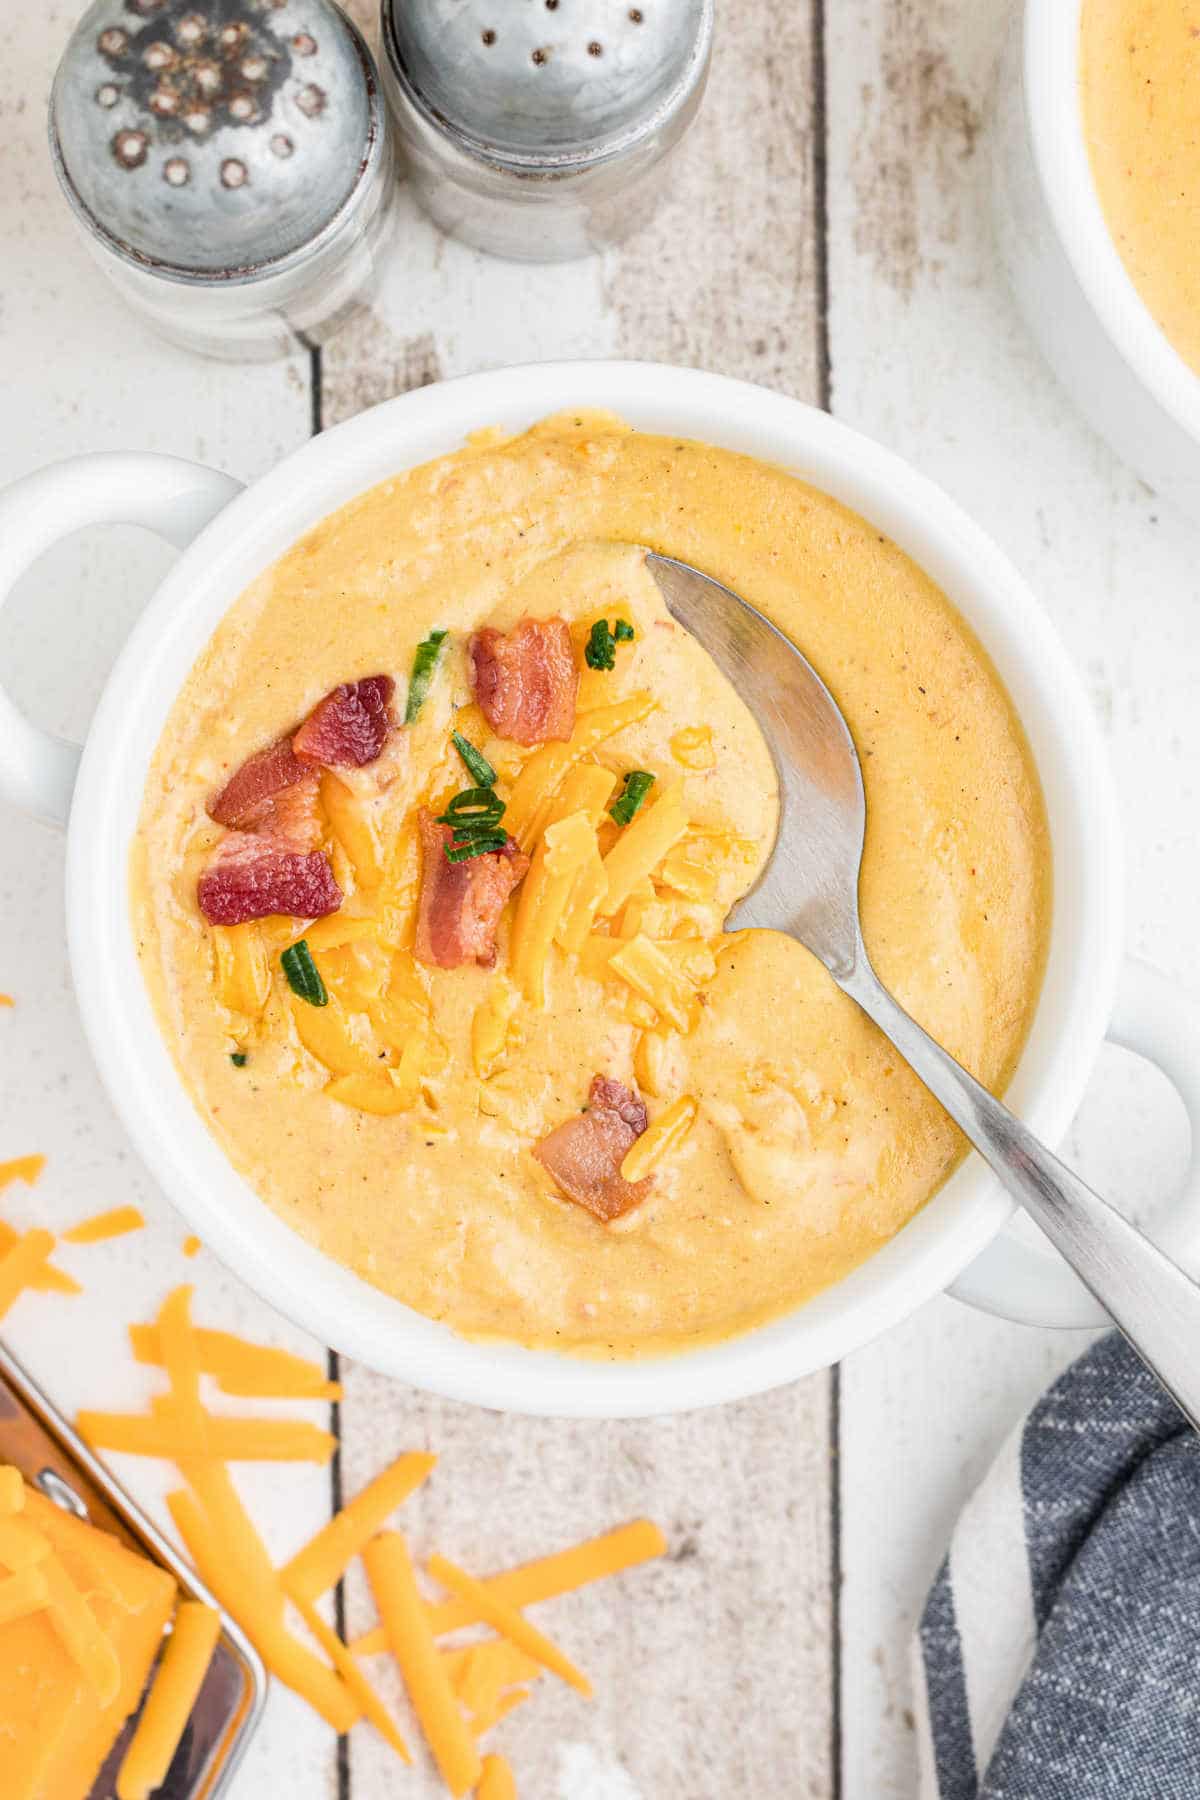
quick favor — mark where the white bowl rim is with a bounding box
[65,359,1123,1417]
[1024,0,1200,440]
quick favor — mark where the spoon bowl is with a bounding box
[648,548,1200,1431]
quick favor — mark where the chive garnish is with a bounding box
[585,617,635,670]
[451,732,497,788]
[404,629,448,723]
[445,834,509,863]
[280,939,328,1007]
[610,770,655,826]
[230,1051,247,1067]
[437,785,509,862]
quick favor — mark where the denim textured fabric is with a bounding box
[915,1333,1200,1799]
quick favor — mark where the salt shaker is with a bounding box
[379,0,713,263]
[50,0,396,360]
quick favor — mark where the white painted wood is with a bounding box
[825,3,1200,1795]
[0,8,335,1794]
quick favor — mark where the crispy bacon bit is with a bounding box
[209,737,309,830]
[291,675,395,767]
[469,617,578,745]
[414,811,529,971]
[197,833,342,927]
[256,773,323,852]
[533,1075,652,1222]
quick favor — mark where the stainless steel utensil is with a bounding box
[0,1337,265,1797]
[648,550,1200,1428]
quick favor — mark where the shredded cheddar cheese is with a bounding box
[606,936,698,1034]
[472,977,521,1079]
[211,923,270,1018]
[620,1095,698,1182]
[322,771,385,890]
[0,1229,59,1322]
[0,1155,45,1191]
[130,1322,339,1399]
[282,1453,435,1603]
[116,1602,221,1800]
[0,1466,24,1514]
[509,811,596,1005]
[426,1554,592,1697]
[669,724,717,770]
[78,1410,335,1464]
[478,1753,519,1799]
[505,693,655,850]
[599,779,689,918]
[63,1206,145,1245]
[0,1221,78,1295]
[365,1534,481,1797]
[183,1235,202,1258]
[658,852,718,902]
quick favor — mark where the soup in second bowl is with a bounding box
[1081,0,1200,373]
[131,414,1051,1357]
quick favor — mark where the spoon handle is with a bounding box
[844,961,1200,1431]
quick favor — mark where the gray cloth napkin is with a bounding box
[914,1331,1200,1799]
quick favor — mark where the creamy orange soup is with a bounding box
[1081,0,1200,372]
[132,415,1051,1357]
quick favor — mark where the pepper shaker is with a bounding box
[50,0,396,360]
[379,0,713,263]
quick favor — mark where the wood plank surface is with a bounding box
[323,5,834,1798]
[825,3,1200,1794]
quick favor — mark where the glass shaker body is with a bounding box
[51,1,398,361]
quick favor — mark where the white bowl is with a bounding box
[992,0,1200,516]
[1,360,1183,1415]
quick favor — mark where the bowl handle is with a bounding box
[948,958,1200,1328]
[0,453,243,828]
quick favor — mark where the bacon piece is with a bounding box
[292,675,395,767]
[209,737,310,830]
[533,1075,652,1223]
[469,618,578,745]
[197,833,342,927]
[257,773,324,852]
[414,811,529,971]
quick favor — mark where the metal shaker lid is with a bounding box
[385,0,712,167]
[51,0,382,280]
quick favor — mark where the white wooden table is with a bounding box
[1,4,1196,1795]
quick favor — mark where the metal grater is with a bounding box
[49,0,397,360]
[379,0,714,261]
[0,1338,265,1800]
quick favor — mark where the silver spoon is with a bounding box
[648,550,1200,1427]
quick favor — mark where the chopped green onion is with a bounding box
[610,770,656,826]
[230,1051,247,1068]
[585,619,616,671]
[438,784,510,862]
[436,788,504,830]
[404,629,448,723]
[280,939,328,1007]
[452,731,497,788]
[444,833,510,863]
[585,617,635,670]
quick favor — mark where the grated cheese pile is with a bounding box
[0,1136,666,1796]
[73,1279,666,1797]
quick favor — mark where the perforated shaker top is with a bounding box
[386,0,712,165]
[51,0,379,278]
